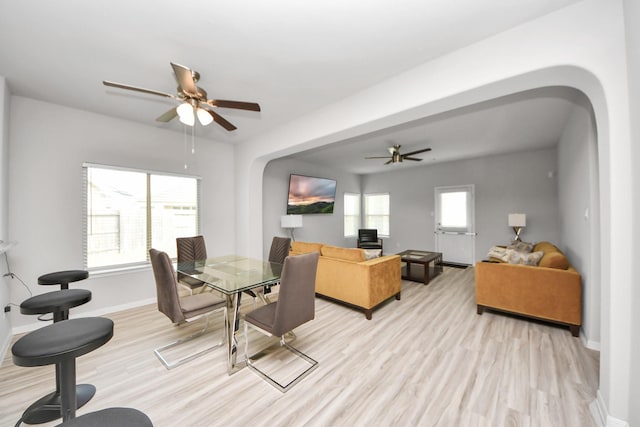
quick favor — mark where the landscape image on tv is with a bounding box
[287,174,337,214]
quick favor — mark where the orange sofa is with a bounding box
[475,241,582,336]
[290,241,401,319]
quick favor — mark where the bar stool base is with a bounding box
[21,384,95,424]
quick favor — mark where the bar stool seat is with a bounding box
[12,318,114,424]
[21,289,92,322]
[38,270,89,290]
[55,408,153,427]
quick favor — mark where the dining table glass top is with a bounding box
[176,254,282,295]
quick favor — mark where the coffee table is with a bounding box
[397,250,443,285]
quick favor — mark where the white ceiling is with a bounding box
[287,86,582,174]
[0,0,582,164]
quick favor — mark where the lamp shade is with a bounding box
[177,102,195,126]
[281,215,303,228]
[508,213,526,227]
[196,107,213,126]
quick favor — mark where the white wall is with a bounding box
[361,148,559,259]
[7,96,236,332]
[0,77,11,357]
[237,1,633,424]
[557,93,600,348]
[262,158,361,255]
[623,0,640,426]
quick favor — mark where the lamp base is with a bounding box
[512,227,523,242]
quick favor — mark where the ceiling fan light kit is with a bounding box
[103,62,261,131]
[177,102,195,126]
[365,144,432,165]
[196,107,213,126]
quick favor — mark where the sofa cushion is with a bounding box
[321,245,366,262]
[538,251,569,270]
[533,241,558,253]
[291,241,323,254]
[533,241,570,269]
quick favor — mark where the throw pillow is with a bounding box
[487,246,509,262]
[363,249,382,260]
[508,241,534,253]
[506,250,544,266]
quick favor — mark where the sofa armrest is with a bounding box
[316,254,400,309]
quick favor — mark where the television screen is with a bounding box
[287,174,337,214]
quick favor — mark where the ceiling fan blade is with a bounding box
[171,62,199,96]
[156,107,178,123]
[402,147,432,157]
[402,156,424,161]
[365,156,392,160]
[384,159,393,165]
[203,109,237,131]
[103,81,176,99]
[208,100,261,112]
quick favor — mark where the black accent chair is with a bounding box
[357,229,383,253]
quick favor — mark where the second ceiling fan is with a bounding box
[103,62,260,131]
[365,144,431,164]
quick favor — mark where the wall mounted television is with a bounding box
[287,174,337,214]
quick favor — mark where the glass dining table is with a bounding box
[176,254,282,374]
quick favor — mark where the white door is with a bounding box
[435,185,476,265]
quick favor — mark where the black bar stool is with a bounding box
[38,270,89,290]
[19,289,94,424]
[55,408,153,426]
[12,317,114,424]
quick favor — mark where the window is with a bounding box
[83,164,200,270]
[364,193,390,237]
[440,191,468,230]
[436,186,474,233]
[343,193,361,237]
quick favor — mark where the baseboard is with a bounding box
[580,330,601,351]
[440,261,469,269]
[0,330,11,367]
[592,390,630,427]
[10,297,157,335]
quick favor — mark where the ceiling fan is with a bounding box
[365,144,432,164]
[103,62,260,131]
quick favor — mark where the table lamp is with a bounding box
[281,215,303,241]
[508,213,526,242]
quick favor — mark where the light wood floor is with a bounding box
[0,267,599,427]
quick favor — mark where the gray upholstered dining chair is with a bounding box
[149,248,226,369]
[246,236,291,306]
[176,235,208,293]
[269,236,291,264]
[244,251,319,392]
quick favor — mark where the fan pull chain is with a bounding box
[191,123,196,154]
[183,124,188,170]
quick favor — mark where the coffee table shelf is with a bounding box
[397,250,443,285]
